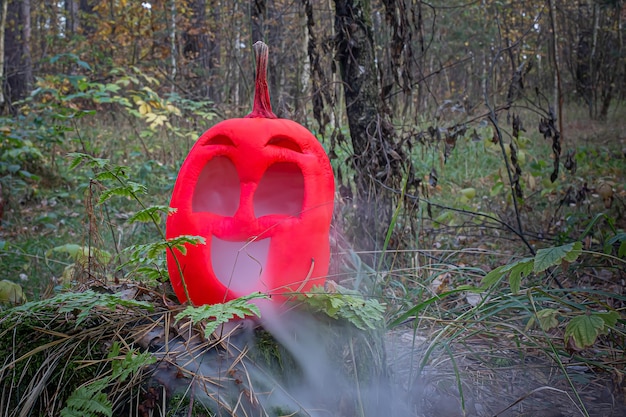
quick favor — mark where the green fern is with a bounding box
[109,341,156,381]
[11,290,152,325]
[60,343,155,417]
[176,292,267,337]
[123,235,205,264]
[98,181,147,204]
[297,285,386,330]
[60,382,112,417]
[120,235,205,281]
[68,152,109,171]
[127,205,174,224]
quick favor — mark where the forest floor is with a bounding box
[387,327,626,417]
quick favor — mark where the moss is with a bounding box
[166,393,215,417]
[268,406,307,417]
[249,327,301,383]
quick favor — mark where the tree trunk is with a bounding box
[590,0,599,118]
[79,0,97,36]
[267,1,285,115]
[65,0,78,36]
[0,0,8,110]
[4,0,33,111]
[548,0,563,138]
[21,0,31,91]
[250,0,266,43]
[184,0,219,100]
[333,0,410,262]
[170,0,177,89]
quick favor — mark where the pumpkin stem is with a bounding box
[246,41,277,119]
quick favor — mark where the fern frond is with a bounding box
[67,152,109,171]
[11,290,153,325]
[98,181,147,204]
[61,382,112,417]
[297,285,385,330]
[127,205,171,224]
[176,292,266,337]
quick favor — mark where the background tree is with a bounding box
[0,0,7,108]
[3,0,32,111]
[333,0,415,258]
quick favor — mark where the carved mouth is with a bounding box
[211,236,270,295]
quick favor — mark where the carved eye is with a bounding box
[267,136,303,153]
[254,162,304,217]
[192,156,240,216]
[206,135,236,147]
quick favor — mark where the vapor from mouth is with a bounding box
[210,236,270,295]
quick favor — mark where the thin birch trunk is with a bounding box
[22,0,33,95]
[590,0,599,117]
[170,0,177,91]
[0,0,8,108]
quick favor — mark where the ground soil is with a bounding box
[386,327,626,417]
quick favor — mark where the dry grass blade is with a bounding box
[491,386,584,417]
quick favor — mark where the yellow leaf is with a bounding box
[150,115,167,128]
[139,103,151,115]
[460,188,476,199]
[166,104,182,116]
[526,174,536,191]
[0,280,26,304]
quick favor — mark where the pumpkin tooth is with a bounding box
[210,236,270,295]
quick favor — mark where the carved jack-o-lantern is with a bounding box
[166,42,335,306]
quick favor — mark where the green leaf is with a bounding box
[595,311,620,330]
[388,287,471,328]
[536,308,559,331]
[175,293,267,337]
[67,152,109,171]
[606,232,626,258]
[127,205,172,224]
[297,285,385,330]
[47,244,112,266]
[534,242,582,273]
[0,280,26,304]
[98,182,147,204]
[61,382,112,417]
[12,290,152,325]
[490,181,504,197]
[109,344,156,382]
[166,235,206,255]
[123,238,187,267]
[564,314,605,349]
[131,265,167,282]
[480,265,507,288]
[94,171,120,182]
[60,343,153,417]
[508,260,534,294]
[480,258,533,292]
